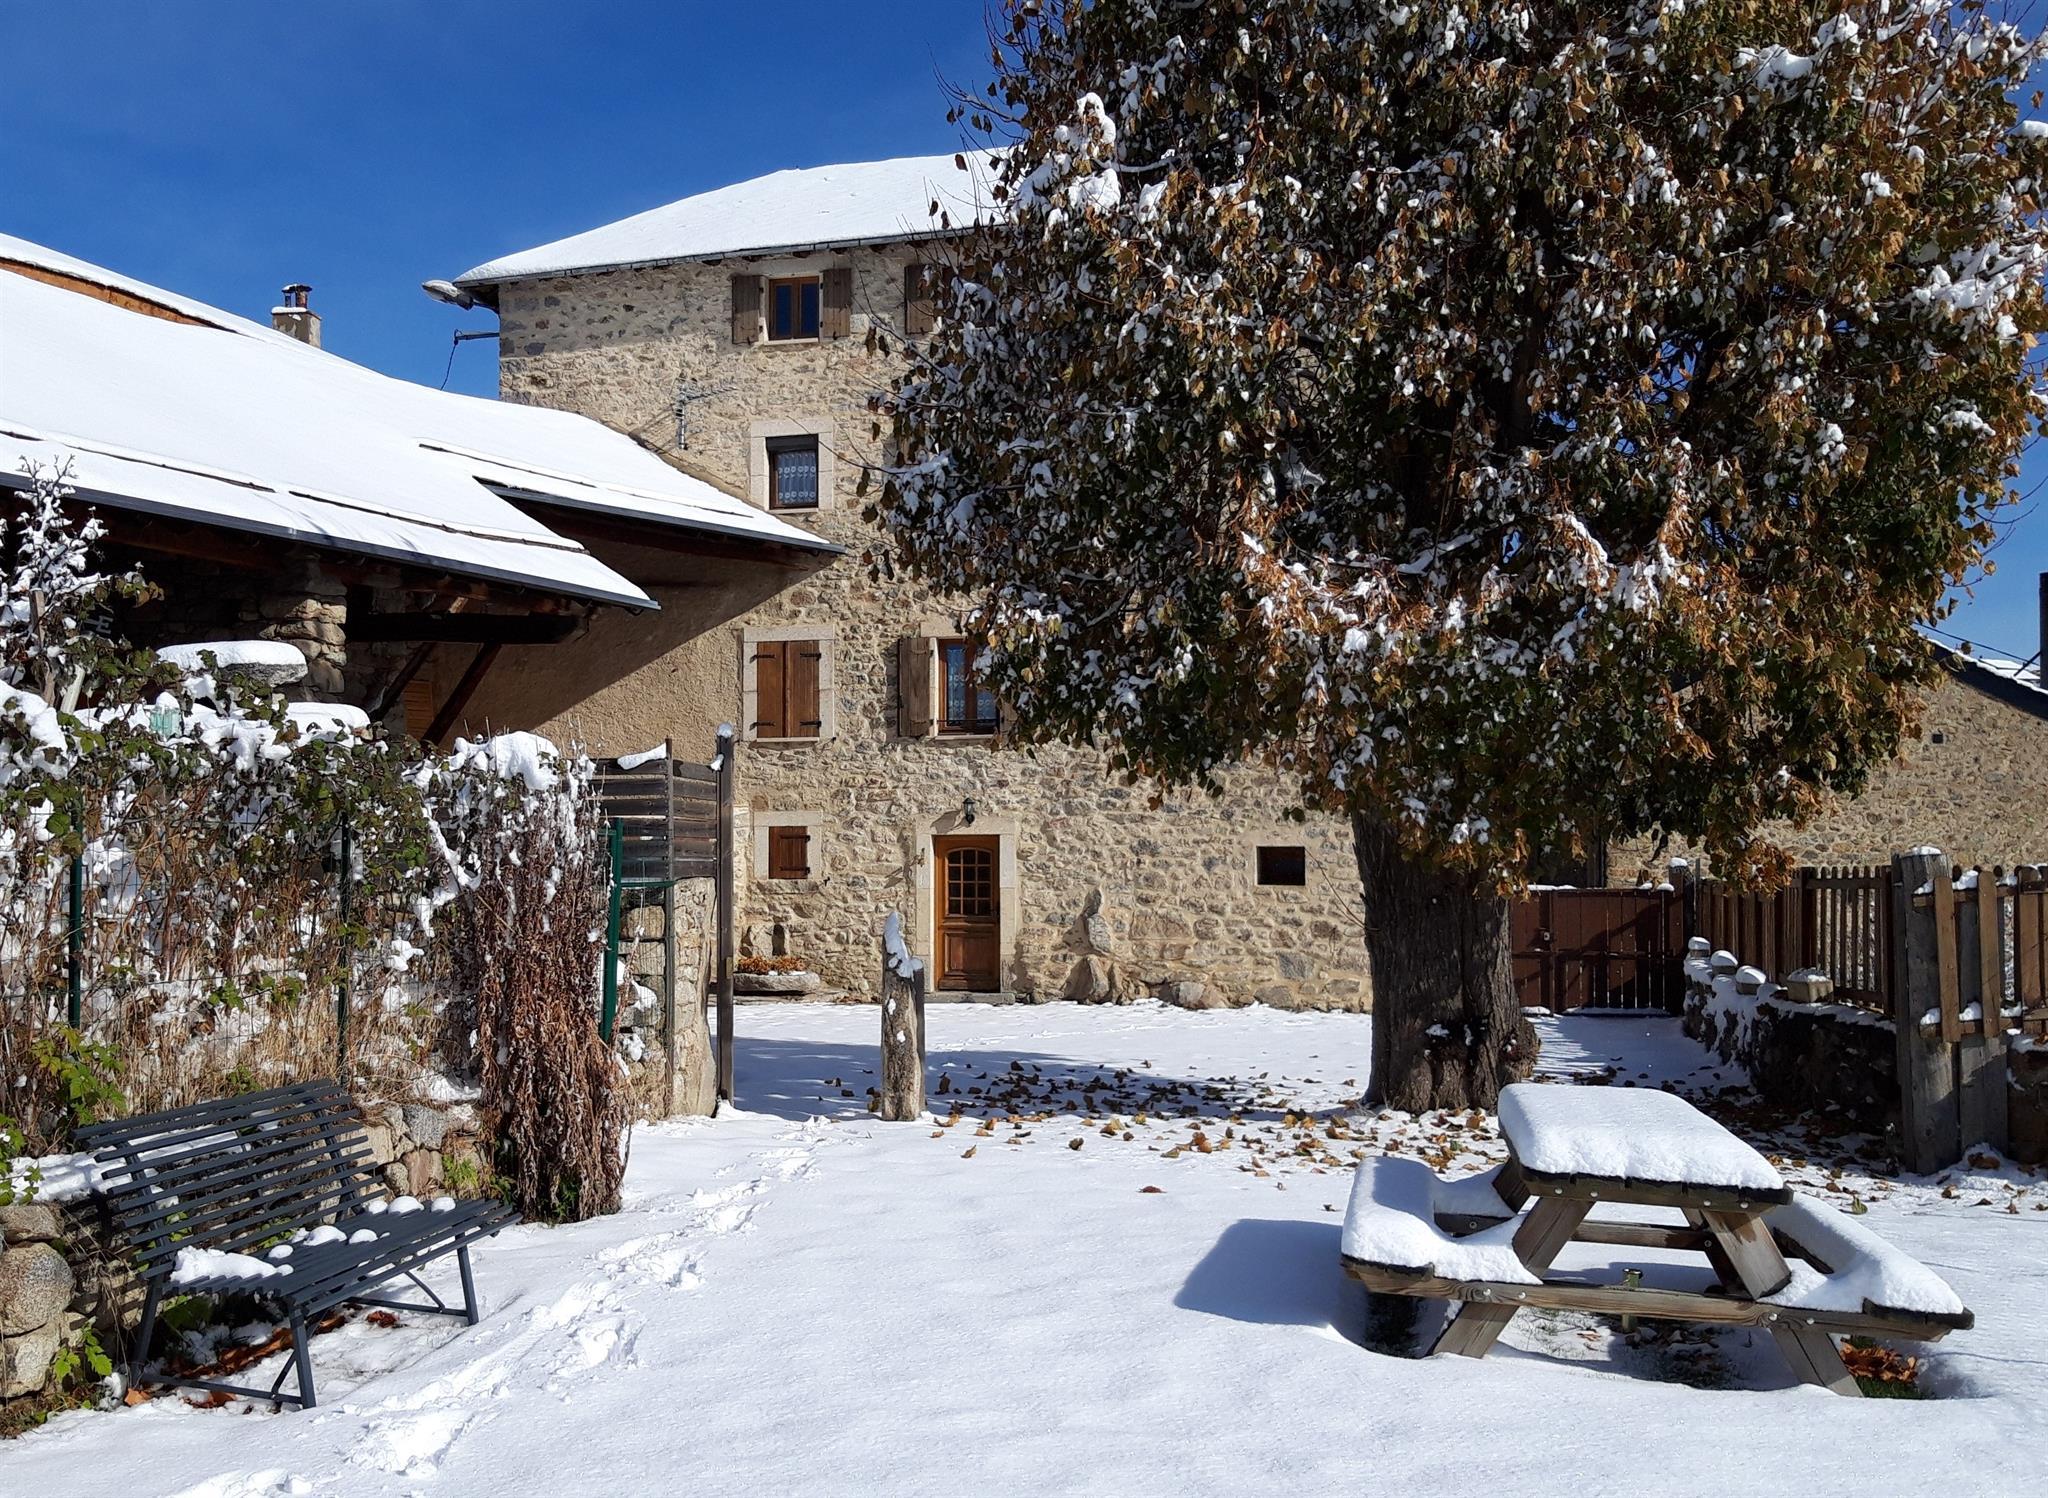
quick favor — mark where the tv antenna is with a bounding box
[672,372,737,450]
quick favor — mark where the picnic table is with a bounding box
[1341,1083,1972,1395]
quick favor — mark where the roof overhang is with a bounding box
[0,465,657,612]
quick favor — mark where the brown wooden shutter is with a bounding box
[753,641,787,737]
[897,636,933,738]
[788,643,822,738]
[731,273,762,344]
[768,825,811,880]
[821,266,853,338]
[903,262,935,336]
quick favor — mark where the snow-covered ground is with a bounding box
[7,1002,2047,1497]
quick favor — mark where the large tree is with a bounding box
[873,0,2048,1108]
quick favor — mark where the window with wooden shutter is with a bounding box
[751,640,822,740]
[897,636,933,738]
[821,265,853,338]
[767,276,820,340]
[937,639,1000,734]
[731,273,763,344]
[903,262,936,336]
[766,825,811,880]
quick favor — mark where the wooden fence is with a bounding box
[1891,853,2048,1170]
[1694,865,1895,1014]
[1695,852,2048,1171]
[1510,887,1683,1012]
[595,728,737,1102]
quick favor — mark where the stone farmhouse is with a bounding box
[440,153,1370,1009]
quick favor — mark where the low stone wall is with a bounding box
[1680,958,1899,1137]
[1,1205,78,1398]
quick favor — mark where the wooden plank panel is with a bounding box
[1980,871,2003,1037]
[1933,865,1962,1043]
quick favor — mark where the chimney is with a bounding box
[271,283,321,348]
[2037,570,2046,685]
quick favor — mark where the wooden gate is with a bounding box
[1513,888,1683,1012]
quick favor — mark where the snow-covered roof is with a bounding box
[454,151,1000,287]
[0,234,832,610]
[1924,633,2048,720]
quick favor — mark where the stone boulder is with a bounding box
[1073,889,1116,956]
[0,1242,73,1335]
[0,1313,63,1398]
[733,969,824,996]
[1062,955,1127,1004]
[1156,978,1245,1011]
[0,1203,62,1246]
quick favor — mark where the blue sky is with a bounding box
[3,0,2042,660]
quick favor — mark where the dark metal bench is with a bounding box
[76,1079,518,1410]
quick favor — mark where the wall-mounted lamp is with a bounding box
[961,796,978,827]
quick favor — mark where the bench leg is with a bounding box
[1772,1322,1861,1396]
[128,1277,165,1393]
[457,1244,480,1326]
[1429,1196,1589,1360]
[1433,1302,1521,1358]
[289,1311,317,1411]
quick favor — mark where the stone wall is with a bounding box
[1681,960,1899,1138]
[0,1205,77,1398]
[457,251,1371,1010]
[118,553,350,700]
[1611,667,2048,880]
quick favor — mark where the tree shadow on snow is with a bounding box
[1174,1218,1371,1346]
[727,1034,1358,1126]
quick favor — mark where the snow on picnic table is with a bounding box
[6,1003,2047,1498]
[1497,1080,1786,1193]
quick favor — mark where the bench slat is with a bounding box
[77,1081,349,1145]
[102,1128,373,1218]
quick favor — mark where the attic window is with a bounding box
[768,277,820,340]
[1256,846,1307,886]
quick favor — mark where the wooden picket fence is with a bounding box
[1694,865,1895,1014]
[1913,863,2048,1041]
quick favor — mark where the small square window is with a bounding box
[1256,846,1307,886]
[767,824,812,880]
[767,436,820,510]
[768,277,820,340]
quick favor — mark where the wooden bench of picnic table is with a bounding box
[76,1079,518,1410]
[1340,1083,1972,1395]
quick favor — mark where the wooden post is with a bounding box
[659,739,680,1113]
[714,725,737,1104]
[1892,848,1959,1173]
[1955,869,2010,1152]
[878,913,926,1120]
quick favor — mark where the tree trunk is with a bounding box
[1353,811,1536,1112]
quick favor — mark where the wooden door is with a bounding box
[934,836,1000,991]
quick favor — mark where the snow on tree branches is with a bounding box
[875,0,2048,885]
